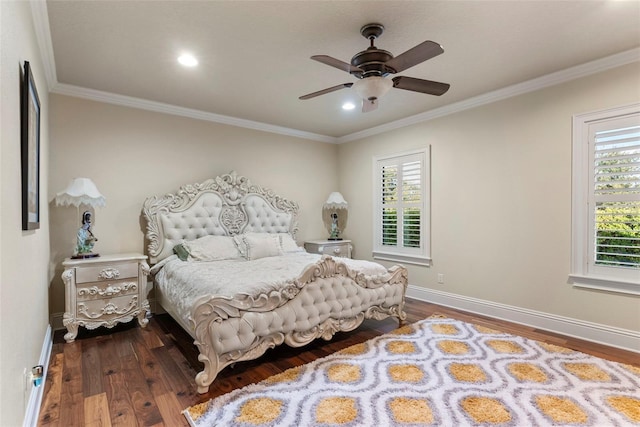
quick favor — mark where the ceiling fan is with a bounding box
[299,23,450,113]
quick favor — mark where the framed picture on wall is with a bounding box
[21,61,41,230]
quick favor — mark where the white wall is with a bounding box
[0,1,51,425]
[48,94,339,315]
[338,63,640,333]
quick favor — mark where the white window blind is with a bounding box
[374,148,430,266]
[571,104,640,295]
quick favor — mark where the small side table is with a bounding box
[61,253,150,343]
[304,239,352,258]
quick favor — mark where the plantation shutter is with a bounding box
[381,163,399,246]
[402,160,422,248]
[592,123,640,269]
[374,148,430,266]
[380,156,422,249]
[570,105,639,294]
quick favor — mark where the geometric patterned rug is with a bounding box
[184,316,640,426]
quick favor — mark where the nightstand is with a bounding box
[304,239,352,258]
[61,253,150,343]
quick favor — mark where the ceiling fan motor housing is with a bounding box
[352,23,394,78]
[351,48,393,78]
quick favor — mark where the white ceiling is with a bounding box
[43,1,640,142]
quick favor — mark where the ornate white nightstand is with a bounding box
[304,239,352,258]
[61,253,150,343]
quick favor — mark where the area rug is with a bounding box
[183,316,640,426]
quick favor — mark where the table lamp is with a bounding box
[55,178,106,258]
[322,192,348,240]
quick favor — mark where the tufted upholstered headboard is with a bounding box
[142,171,299,264]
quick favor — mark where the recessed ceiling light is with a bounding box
[178,53,198,67]
[342,102,356,111]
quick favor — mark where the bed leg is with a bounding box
[195,369,217,394]
[397,306,408,326]
[194,347,221,394]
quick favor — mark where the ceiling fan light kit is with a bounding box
[353,77,393,100]
[300,23,450,112]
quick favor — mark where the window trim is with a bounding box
[570,103,640,295]
[372,147,431,266]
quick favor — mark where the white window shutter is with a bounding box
[570,104,640,294]
[373,148,431,266]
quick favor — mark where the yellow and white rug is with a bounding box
[184,317,640,426]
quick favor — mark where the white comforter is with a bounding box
[152,252,388,328]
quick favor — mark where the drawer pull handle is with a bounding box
[98,268,120,280]
[78,283,137,297]
[333,248,341,254]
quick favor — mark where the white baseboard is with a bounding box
[23,325,52,427]
[407,285,640,354]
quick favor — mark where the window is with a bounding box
[373,148,430,265]
[570,104,640,295]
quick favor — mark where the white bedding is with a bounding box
[152,252,388,329]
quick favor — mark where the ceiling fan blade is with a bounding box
[299,83,354,100]
[362,98,379,113]
[384,41,444,74]
[392,76,450,96]
[311,55,364,74]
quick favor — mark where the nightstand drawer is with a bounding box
[76,279,139,301]
[304,240,352,258]
[75,263,139,283]
[321,244,349,257]
[76,294,139,321]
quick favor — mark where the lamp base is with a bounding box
[71,252,100,259]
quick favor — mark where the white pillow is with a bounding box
[242,233,283,260]
[183,235,242,261]
[279,233,302,253]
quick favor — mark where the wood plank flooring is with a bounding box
[38,298,639,426]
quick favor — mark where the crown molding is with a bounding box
[336,48,640,143]
[31,3,638,145]
[50,83,337,143]
[30,0,57,90]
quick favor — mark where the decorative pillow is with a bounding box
[279,233,302,253]
[183,235,242,261]
[173,243,190,261]
[242,233,283,260]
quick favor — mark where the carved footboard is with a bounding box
[189,256,408,393]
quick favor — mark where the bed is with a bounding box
[142,171,408,393]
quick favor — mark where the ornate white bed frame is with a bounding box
[142,171,407,393]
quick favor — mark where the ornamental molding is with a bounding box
[61,268,74,285]
[77,283,137,298]
[77,297,138,319]
[98,268,120,280]
[142,171,299,260]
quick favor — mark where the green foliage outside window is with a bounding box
[595,205,640,268]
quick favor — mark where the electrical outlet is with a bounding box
[437,273,444,284]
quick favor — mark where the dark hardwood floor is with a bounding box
[38,298,639,426]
